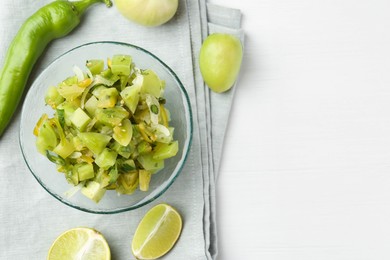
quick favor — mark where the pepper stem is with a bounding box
[72,0,112,16]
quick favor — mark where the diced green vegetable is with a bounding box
[46,150,65,166]
[93,168,110,188]
[108,166,119,184]
[139,169,151,191]
[45,86,64,109]
[137,140,152,155]
[111,55,132,76]
[96,87,118,108]
[95,107,129,127]
[92,85,108,97]
[36,120,58,155]
[97,70,120,86]
[56,109,66,128]
[86,59,104,75]
[100,68,112,78]
[72,136,84,151]
[119,75,129,91]
[81,181,106,203]
[53,139,75,159]
[120,84,141,113]
[116,171,138,195]
[110,141,133,159]
[118,159,136,173]
[62,75,78,86]
[113,119,132,146]
[77,163,95,181]
[78,132,111,155]
[95,148,118,169]
[67,165,79,185]
[57,84,85,100]
[57,101,77,126]
[84,96,98,117]
[70,108,91,131]
[140,69,163,97]
[153,141,179,160]
[137,154,164,172]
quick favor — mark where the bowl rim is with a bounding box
[19,41,193,214]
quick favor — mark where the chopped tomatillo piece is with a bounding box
[111,55,132,76]
[34,55,179,203]
[86,59,104,75]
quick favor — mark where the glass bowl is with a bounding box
[19,41,193,214]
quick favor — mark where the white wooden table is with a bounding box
[212,0,390,259]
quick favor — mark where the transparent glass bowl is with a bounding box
[19,41,193,214]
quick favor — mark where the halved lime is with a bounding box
[47,227,110,260]
[132,204,182,259]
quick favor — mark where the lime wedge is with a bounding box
[132,204,182,259]
[47,227,110,260]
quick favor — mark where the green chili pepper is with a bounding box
[0,0,112,137]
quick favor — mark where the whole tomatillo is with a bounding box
[199,33,243,93]
[114,0,178,27]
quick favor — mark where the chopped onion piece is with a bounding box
[80,83,95,109]
[73,65,85,81]
[132,70,143,87]
[145,94,160,125]
[155,124,170,136]
[85,67,94,80]
[94,75,115,86]
[69,151,82,159]
[80,77,108,109]
[64,181,85,199]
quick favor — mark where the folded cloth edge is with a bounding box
[205,2,245,260]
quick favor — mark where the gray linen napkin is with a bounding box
[185,2,244,259]
[0,0,243,259]
[206,4,244,259]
